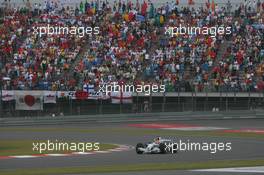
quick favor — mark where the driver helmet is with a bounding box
[154,137,161,144]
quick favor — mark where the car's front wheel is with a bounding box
[136,143,144,154]
[159,143,166,154]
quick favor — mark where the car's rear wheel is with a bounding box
[136,143,144,154]
[172,143,178,153]
[159,143,166,154]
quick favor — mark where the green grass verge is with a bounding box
[1,159,264,175]
[0,140,117,156]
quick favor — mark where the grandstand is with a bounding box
[0,0,263,117]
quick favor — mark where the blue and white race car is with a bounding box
[136,137,177,154]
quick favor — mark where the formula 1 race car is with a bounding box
[136,137,177,154]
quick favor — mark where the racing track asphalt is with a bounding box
[0,119,264,175]
[68,170,264,175]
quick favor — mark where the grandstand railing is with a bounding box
[1,92,264,117]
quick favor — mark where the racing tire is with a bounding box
[172,143,178,153]
[136,143,144,154]
[159,143,166,154]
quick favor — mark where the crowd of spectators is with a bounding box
[1,0,92,90]
[211,2,264,92]
[0,0,263,93]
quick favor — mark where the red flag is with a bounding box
[75,90,89,100]
[141,1,148,16]
[211,0,215,11]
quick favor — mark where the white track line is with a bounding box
[193,166,264,173]
[0,144,132,160]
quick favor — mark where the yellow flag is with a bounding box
[124,13,129,22]
[160,15,164,24]
[91,7,96,14]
